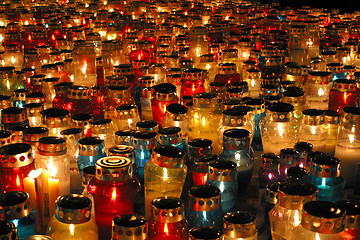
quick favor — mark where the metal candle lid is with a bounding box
[55,82,73,95]
[151,145,185,168]
[188,138,213,155]
[336,200,360,230]
[38,137,67,156]
[0,220,17,239]
[26,92,46,105]
[112,214,147,240]
[82,166,95,186]
[0,191,31,220]
[115,129,134,146]
[280,148,300,166]
[55,194,92,224]
[23,127,49,144]
[136,120,159,132]
[79,137,105,156]
[152,83,177,101]
[189,227,222,240]
[301,201,345,234]
[244,98,265,114]
[223,129,251,150]
[192,93,218,108]
[323,110,339,124]
[2,107,28,124]
[95,156,133,182]
[278,181,318,210]
[208,160,237,182]
[13,89,29,102]
[71,113,93,129]
[302,109,325,125]
[157,127,183,145]
[189,185,220,212]
[218,62,236,74]
[40,108,71,128]
[116,104,139,120]
[224,211,256,238]
[0,95,11,109]
[0,130,11,147]
[151,197,185,223]
[332,79,357,92]
[287,166,308,179]
[106,85,131,99]
[340,107,360,124]
[67,85,91,100]
[105,75,127,86]
[182,68,207,80]
[133,131,157,150]
[0,143,33,168]
[265,182,280,205]
[310,155,341,178]
[108,145,135,159]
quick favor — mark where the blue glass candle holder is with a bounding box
[77,137,106,177]
[244,98,266,152]
[206,160,237,213]
[186,185,223,229]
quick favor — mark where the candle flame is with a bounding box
[318,87,324,97]
[115,60,119,66]
[164,223,169,235]
[10,56,16,64]
[69,224,75,236]
[47,158,58,178]
[205,64,211,70]
[28,169,43,178]
[311,126,316,135]
[16,175,21,188]
[6,80,10,90]
[196,47,201,57]
[294,210,301,226]
[277,123,284,138]
[349,134,355,143]
[315,233,320,240]
[81,62,87,74]
[251,78,255,87]
[164,168,168,180]
[111,187,117,202]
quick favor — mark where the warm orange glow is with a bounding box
[164,223,169,235]
[28,169,43,178]
[111,187,117,202]
[343,92,350,103]
[16,175,21,188]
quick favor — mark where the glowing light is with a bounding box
[28,169,43,178]
[294,210,301,226]
[0,34,3,42]
[164,223,169,235]
[349,134,355,144]
[268,173,273,180]
[48,157,58,178]
[318,87,324,96]
[205,64,211,70]
[311,126,316,135]
[315,233,320,240]
[111,187,117,202]
[69,224,75,236]
[202,117,206,126]
[16,175,21,188]
[277,123,284,138]
[251,78,255,87]
[81,62,87,74]
[10,56,16,64]
[164,168,168,180]
[24,20,29,25]
[6,80,9,90]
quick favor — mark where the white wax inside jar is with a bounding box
[334,140,360,187]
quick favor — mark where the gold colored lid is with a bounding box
[224,211,257,238]
[68,85,91,100]
[0,143,33,168]
[106,85,132,99]
[218,62,236,75]
[151,145,185,168]
[182,68,207,81]
[267,102,294,122]
[0,191,31,221]
[208,160,237,182]
[105,75,128,87]
[116,104,139,120]
[310,154,341,178]
[79,137,105,157]
[38,137,67,156]
[95,156,133,182]
[22,127,49,144]
[150,197,185,223]
[332,79,357,92]
[278,181,318,210]
[336,200,360,230]
[189,185,220,212]
[55,194,92,224]
[302,109,325,125]
[40,108,71,128]
[13,89,29,102]
[152,83,177,101]
[340,107,360,124]
[72,113,93,129]
[0,220,17,239]
[112,214,147,240]
[2,107,28,124]
[308,71,333,84]
[192,93,218,108]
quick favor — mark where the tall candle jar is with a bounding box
[260,102,299,154]
[334,107,360,187]
[244,98,266,151]
[244,68,261,99]
[214,63,241,87]
[25,103,44,128]
[37,136,70,196]
[304,71,332,110]
[269,181,318,240]
[336,200,360,240]
[186,185,222,229]
[299,109,328,152]
[133,131,157,183]
[322,110,339,156]
[219,129,254,192]
[135,76,155,120]
[288,25,309,65]
[305,154,345,202]
[65,85,93,116]
[151,83,178,126]
[72,41,97,87]
[181,68,206,98]
[187,93,221,151]
[52,82,73,110]
[0,143,34,193]
[77,137,106,177]
[206,160,237,213]
[223,211,258,240]
[112,214,147,240]
[144,145,186,219]
[290,201,346,240]
[0,67,23,96]
[329,79,359,113]
[162,103,189,141]
[148,197,188,240]
[40,108,71,137]
[258,153,281,189]
[46,194,98,240]
[87,157,141,240]
[0,191,36,239]
[115,104,141,131]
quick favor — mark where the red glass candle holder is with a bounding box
[151,83,178,125]
[64,85,93,116]
[181,68,206,98]
[192,154,217,186]
[329,79,359,113]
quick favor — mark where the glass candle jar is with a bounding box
[294,142,313,170]
[223,211,258,240]
[288,25,309,65]
[258,153,281,189]
[334,107,360,187]
[144,145,186,219]
[115,130,134,146]
[304,71,332,110]
[260,102,299,154]
[244,98,266,151]
[181,68,206,98]
[71,114,93,138]
[214,63,240,87]
[290,201,346,240]
[187,93,221,151]
[329,79,359,113]
[269,181,318,240]
[0,67,23,96]
[151,83,178,126]
[136,120,159,133]
[1,107,29,131]
[77,136,106,177]
[133,131,157,183]
[115,104,141,131]
[305,154,345,202]
[37,137,70,196]
[0,130,12,148]
[219,129,254,192]
[0,220,18,240]
[46,194,98,240]
[90,119,115,152]
[282,87,307,121]
[336,200,360,240]
[25,103,44,128]
[0,191,36,239]
[40,108,71,137]
[263,182,279,234]
[206,160,237,213]
[52,82,73,110]
[192,154,217,187]
[189,226,222,240]
[72,41,97,87]
[186,185,222,229]
[87,157,141,240]
[156,127,187,151]
[135,76,155,121]
[112,214,147,240]
[327,63,345,81]
[0,143,34,194]
[279,148,301,181]
[299,109,328,152]
[162,103,189,140]
[13,89,29,108]
[64,85,93,116]
[146,194,188,240]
